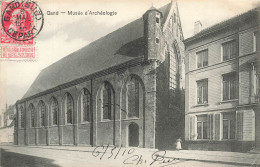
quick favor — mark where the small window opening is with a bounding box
[156,38,159,44]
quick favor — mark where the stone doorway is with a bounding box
[128,123,139,147]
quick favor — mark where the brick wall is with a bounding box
[16,61,158,148]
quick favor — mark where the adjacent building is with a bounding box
[0,105,16,144]
[15,1,185,149]
[184,7,259,152]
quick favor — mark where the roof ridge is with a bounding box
[42,2,172,71]
[21,2,173,99]
[185,6,260,42]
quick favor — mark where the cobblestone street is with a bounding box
[0,145,258,167]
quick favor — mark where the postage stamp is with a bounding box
[1,0,44,43]
[0,0,43,60]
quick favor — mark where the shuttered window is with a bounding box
[215,114,220,140]
[222,40,237,61]
[208,114,214,140]
[236,112,243,140]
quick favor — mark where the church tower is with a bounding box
[143,6,163,62]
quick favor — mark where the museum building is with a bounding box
[15,1,185,149]
[184,7,260,152]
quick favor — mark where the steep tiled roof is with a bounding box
[22,3,172,99]
[184,7,260,44]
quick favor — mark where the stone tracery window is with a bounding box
[127,76,140,118]
[29,104,36,127]
[20,106,25,128]
[51,97,58,125]
[103,82,113,120]
[38,101,46,127]
[65,93,73,124]
[81,89,91,122]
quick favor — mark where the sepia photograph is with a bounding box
[0,0,259,166]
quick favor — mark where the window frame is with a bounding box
[222,119,230,139]
[169,51,177,89]
[127,76,140,118]
[65,93,73,125]
[19,106,25,129]
[51,98,58,126]
[196,49,208,69]
[196,79,208,104]
[102,82,113,121]
[222,72,237,101]
[29,104,36,128]
[222,40,237,61]
[197,121,207,140]
[81,89,91,122]
[39,101,46,127]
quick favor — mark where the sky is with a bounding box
[0,0,259,111]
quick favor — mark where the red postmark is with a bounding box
[1,46,35,58]
[1,0,44,43]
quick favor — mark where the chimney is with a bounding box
[194,21,202,35]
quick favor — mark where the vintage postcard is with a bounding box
[0,0,260,166]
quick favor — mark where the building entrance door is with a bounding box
[128,123,139,147]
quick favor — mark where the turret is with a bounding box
[143,6,163,62]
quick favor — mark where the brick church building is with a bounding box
[15,1,185,149]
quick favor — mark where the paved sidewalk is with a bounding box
[13,145,260,166]
[165,150,260,166]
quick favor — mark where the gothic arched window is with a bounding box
[65,93,73,124]
[38,101,46,127]
[127,75,144,118]
[50,97,58,125]
[29,104,36,127]
[81,89,91,122]
[169,42,180,90]
[102,82,114,120]
[20,106,25,128]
